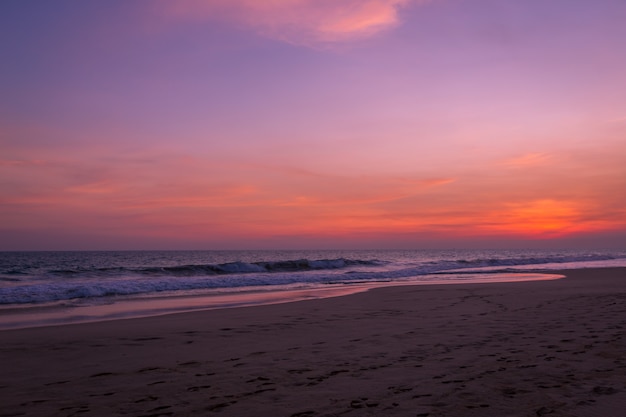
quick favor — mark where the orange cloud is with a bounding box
[159,0,422,45]
[264,172,455,208]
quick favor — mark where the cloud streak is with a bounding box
[159,0,421,46]
[499,152,553,169]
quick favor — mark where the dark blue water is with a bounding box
[1,249,625,305]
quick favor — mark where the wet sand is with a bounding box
[1,268,624,416]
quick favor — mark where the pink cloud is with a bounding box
[159,0,422,45]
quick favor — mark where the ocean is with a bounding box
[1,249,625,329]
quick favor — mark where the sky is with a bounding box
[1,0,625,251]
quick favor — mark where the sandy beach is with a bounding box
[1,268,624,417]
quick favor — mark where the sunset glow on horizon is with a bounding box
[1,0,626,250]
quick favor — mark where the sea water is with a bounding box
[1,249,625,329]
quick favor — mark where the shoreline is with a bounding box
[1,267,624,416]
[0,272,560,331]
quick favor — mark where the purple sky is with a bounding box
[1,0,626,250]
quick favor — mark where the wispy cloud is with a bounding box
[499,152,552,168]
[159,0,423,46]
[0,159,46,167]
[64,181,123,195]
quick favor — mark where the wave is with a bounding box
[439,253,620,269]
[45,258,383,278]
[35,253,620,279]
[1,252,624,305]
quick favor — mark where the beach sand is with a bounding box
[1,268,624,417]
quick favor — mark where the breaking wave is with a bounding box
[46,258,382,278]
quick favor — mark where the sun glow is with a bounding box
[491,200,586,237]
